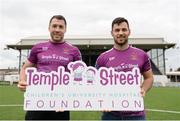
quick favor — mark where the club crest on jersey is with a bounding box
[109,56,115,61]
[42,46,48,51]
[63,48,69,53]
[130,52,137,60]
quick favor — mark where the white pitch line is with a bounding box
[147,109,180,114]
[0,104,23,107]
[0,105,180,114]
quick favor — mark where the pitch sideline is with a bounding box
[0,105,180,114]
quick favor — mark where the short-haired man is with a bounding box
[18,15,81,120]
[96,17,153,120]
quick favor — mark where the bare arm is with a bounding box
[18,60,35,91]
[141,69,154,97]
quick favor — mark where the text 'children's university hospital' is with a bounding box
[26,66,141,91]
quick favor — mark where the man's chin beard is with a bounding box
[115,39,128,46]
[52,39,63,43]
[51,36,63,43]
[53,39,62,42]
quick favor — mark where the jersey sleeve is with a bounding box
[73,48,82,61]
[142,53,151,72]
[28,45,38,64]
[95,54,105,69]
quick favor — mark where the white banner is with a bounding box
[24,61,144,111]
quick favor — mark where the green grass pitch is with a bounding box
[0,85,180,120]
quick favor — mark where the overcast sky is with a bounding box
[0,0,180,71]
